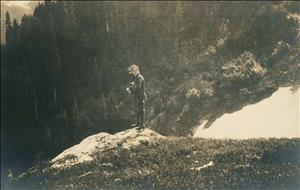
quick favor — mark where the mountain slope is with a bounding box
[7,128,300,190]
[1,1,299,186]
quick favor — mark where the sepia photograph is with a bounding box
[1,1,300,189]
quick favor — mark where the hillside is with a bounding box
[1,1,299,183]
[6,128,300,190]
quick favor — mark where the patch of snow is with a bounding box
[51,128,164,169]
[114,178,122,184]
[100,163,113,167]
[77,171,93,178]
[193,120,208,136]
[234,164,250,169]
[194,87,300,139]
[190,161,214,171]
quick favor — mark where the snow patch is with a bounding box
[190,161,214,171]
[194,87,300,139]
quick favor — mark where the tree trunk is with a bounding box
[34,88,39,121]
[53,87,57,106]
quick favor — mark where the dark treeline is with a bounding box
[1,1,299,174]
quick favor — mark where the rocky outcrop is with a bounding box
[51,128,164,169]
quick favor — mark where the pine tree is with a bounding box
[5,11,13,44]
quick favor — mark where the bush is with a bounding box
[220,51,266,90]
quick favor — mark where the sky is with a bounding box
[1,1,41,43]
[194,86,300,139]
[5,1,31,9]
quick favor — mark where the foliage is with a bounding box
[219,51,266,90]
[8,138,300,189]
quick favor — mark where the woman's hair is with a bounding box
[127,64,140,75]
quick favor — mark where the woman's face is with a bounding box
[133,70,139,76]
[128,73,135,80]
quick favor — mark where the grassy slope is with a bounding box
[10,138,300,190]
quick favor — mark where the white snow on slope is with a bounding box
[51,128,164,169]
[194,87,300,139]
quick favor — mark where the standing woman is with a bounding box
[127,64,147,129]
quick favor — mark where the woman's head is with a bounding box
[127,64,140,76]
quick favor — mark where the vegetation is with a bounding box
[1,1,299,178]
[8,137,300,189]
[0,1,40,43]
